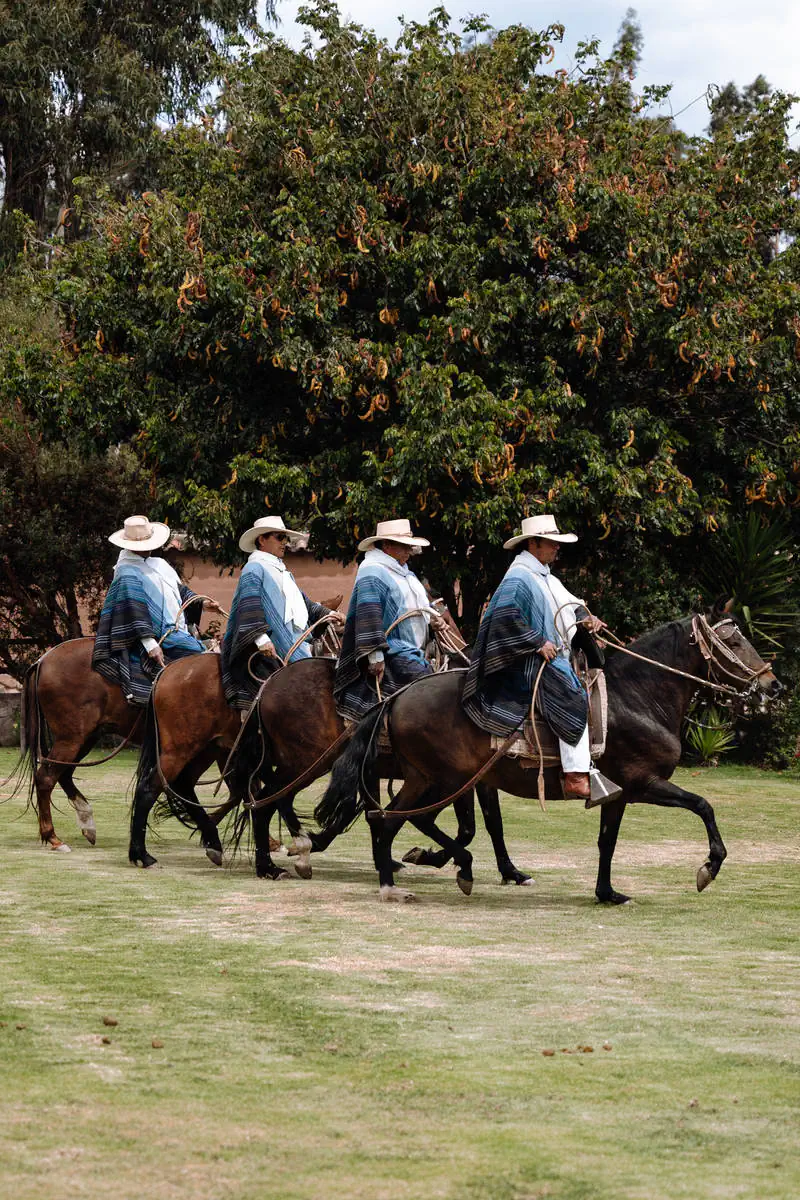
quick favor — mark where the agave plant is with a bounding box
[685,706,737,766]
[702,514,799,656]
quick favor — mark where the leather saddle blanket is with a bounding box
[490,669,608,767]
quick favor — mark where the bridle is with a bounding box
[689,615,775,696]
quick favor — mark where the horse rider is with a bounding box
[221,515,345,709]
[462,514,606,800]
[92,514,223,706]
[333,518,447,722]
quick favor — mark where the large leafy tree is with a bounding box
[4,3,800,632]
[0,0,264,240]
[0,400,146,679]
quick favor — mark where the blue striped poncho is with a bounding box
[221,559,329,707]
[462,559,588,743]
[92,560,205,706]
[333,556,431,722]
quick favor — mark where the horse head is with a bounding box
[698,599,782,697]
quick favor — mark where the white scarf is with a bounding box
[515,550,584,650]
[249,549,308,631]
[114,550,186,629]
[364,548,430,648]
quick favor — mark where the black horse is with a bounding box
[315,607,781,903]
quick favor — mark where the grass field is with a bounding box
[0,748,798,1200]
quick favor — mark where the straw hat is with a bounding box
[238,515,307,554]
[108,514,171,552]
[357,518,430,553]
[503,514,578,551]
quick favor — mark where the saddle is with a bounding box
[489,659,608,766]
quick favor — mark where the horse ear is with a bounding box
[710,596,734,619]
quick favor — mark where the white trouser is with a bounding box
[559,725,591,773]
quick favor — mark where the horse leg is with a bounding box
[59,765,97,846]
[407,805,475,896]
[251,802,292,881]
[595,798,630,905]
[402,791,476,871]
[34,742,88,851]
[371,773,448,902]
[636,778,728,893]
[128,755,162,870]
[173,762,224,868]
[476,785,533,886]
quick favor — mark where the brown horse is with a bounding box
[316,610,782,902]
[15,638,141,849]
[12,638,238,855]
[128,655,532,886]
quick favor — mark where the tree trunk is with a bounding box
[63,586,84,639]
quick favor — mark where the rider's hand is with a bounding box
[581,615,607,635]
[148,645,166,669]
[429,613,447,632]
[538,641,558,662]
[259,641,278,659]
[329,611,346,629]
[204,598,225,615]
[367,660,385,681]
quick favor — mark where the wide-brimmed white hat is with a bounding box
[357,518,430,553]
[503,514,578,550]
[108,514,171,552]
[239,515,307,554]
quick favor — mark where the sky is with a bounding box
[262,0,800,138]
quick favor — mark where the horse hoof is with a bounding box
[257,866,292,881]
[379,885,417,903]
[132,854,159,869]
[293,856,313,880]
[47,839,71,853]
[457,872,473,896]
[696,863,714,892]
[268,836,282,853]
[402,847,426,865]
[501,870,533,886]
[597,890,631,905]
[80,828,97,846]
[205,848,223,867]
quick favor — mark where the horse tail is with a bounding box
[2,665,44,808]
[130,696,166,827]
[314,703,385,834]
[223,704,274,860]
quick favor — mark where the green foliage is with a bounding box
[0,401,147,678]
[3,4,800,636]
[701,513,798,655]
[0,0,264,239]
[685,706,737,765]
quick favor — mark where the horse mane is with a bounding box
[604,617,694,678]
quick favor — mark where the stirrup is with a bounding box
[584,767,623,809]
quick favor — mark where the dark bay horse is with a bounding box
[316,610,781,903]
[128,655,531,886]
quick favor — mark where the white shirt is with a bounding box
[363,548,431,662]
[114,550,187,652]
[515,550,585,653]
[249,549,309,650]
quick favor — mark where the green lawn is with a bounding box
[1,749,798,1200]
